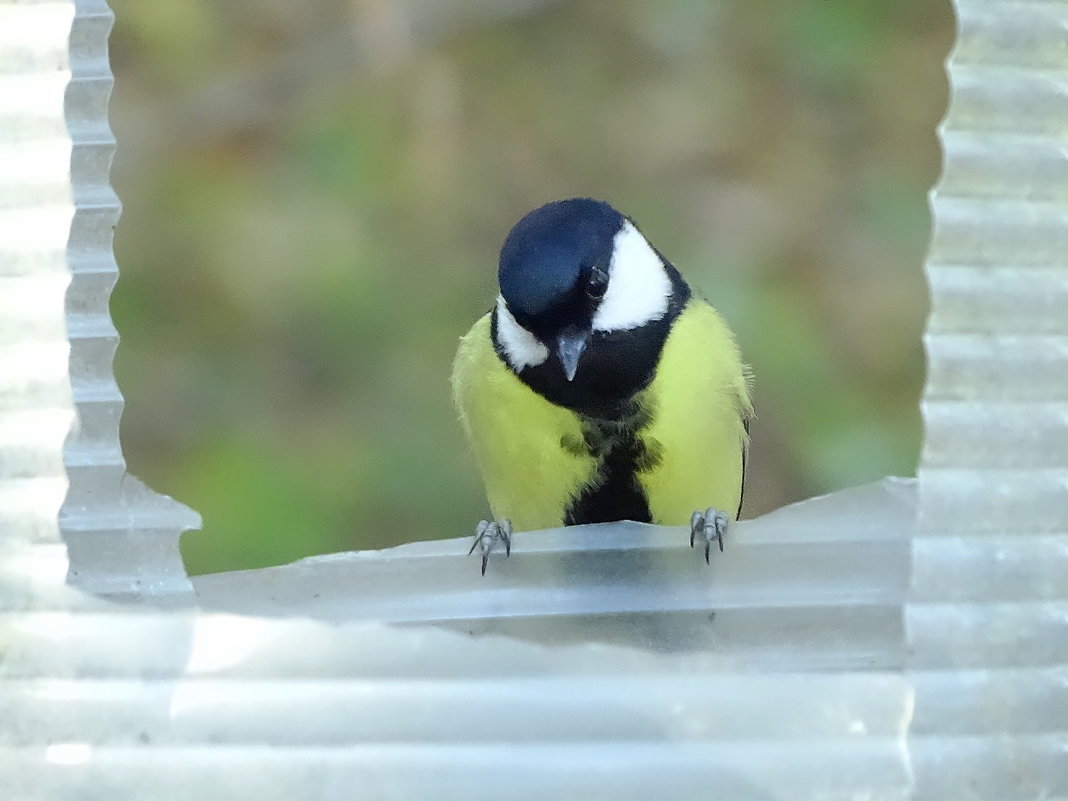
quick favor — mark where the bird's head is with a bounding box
[495,198,674,382]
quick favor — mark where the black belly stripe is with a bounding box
[564,414,661,525]
[489,257,692,524]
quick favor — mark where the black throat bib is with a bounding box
[491,264,691,524]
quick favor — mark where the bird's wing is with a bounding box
[738,415,752,519]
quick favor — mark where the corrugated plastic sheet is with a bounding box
[3,0,1066,799]
[909,1,1068,798]
[55,0,199,600]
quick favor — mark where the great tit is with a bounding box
[452,198,753,574]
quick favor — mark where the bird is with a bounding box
[451,198,752,574]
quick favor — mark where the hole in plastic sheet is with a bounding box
[100,2,948,579]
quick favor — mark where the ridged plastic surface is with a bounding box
[5,489,917,800]
[0,0,76,606]
[2,612,913,801]
[910,1,1068,798]
[55,0,199,600]
[196,480,914,670]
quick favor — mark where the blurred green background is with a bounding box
[106,0,952,575]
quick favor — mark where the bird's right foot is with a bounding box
[468,518,512,576]
[689,507,728,565]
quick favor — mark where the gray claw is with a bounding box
[689,507,728,564]
[468,518,512,575]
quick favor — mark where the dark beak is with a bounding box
[556,327,590,382]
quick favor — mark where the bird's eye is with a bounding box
[586,267,609,300]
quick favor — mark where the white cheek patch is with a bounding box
[495,295,549,372]
[592,221,672,332]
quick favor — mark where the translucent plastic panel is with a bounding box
[910,0,1068,798]
[196,479,914,669]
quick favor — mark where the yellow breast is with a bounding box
[452,313,598,531]
[451,301,751,530]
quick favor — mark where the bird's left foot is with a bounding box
[690,507,728,565]
[468,518,512,576]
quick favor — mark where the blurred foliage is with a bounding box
[107,0,953,575]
